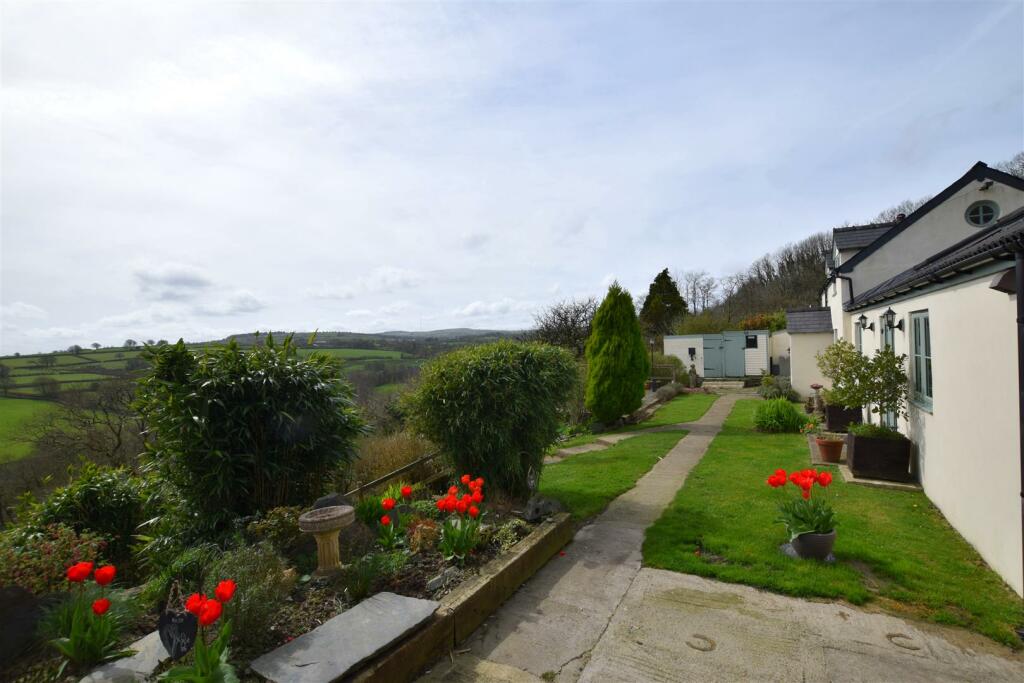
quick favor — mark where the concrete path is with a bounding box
[420,392,743,682]
[420,391,1024,682]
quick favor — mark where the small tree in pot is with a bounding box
[815,340,867,431]
[847,350,913,482]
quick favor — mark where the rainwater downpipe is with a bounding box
[1016,248,1024,625]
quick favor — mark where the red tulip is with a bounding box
[461,474,472,485]
[380,514,392,527]
[381,497,396,511]
[214,579,237,603]
[92,598,111,616]
[94,565,116,586]
[456,500,468,514]
[474,477,484,488]
[817,471,833,487]
[435,498,446,512]
[468,505,480,518]
[400,486,413,499]
[198,599,222,626]
[471,490,483,503]
[185,592,207,616]
[448,486,458,496]
[66,561,94,583]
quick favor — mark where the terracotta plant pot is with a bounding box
[824,404,862,432]
[815,437,844,463]
[791,529,836,560]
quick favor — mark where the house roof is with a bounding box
[833,222,894,250]
[786,307,833,334]
[836,162,1024,274]
[846,205,1024,310]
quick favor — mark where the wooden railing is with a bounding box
[344,451,446,499]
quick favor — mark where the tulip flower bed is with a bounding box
[0,475,540,682]
[643,399,1024,648]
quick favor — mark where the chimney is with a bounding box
[895,213,906,222]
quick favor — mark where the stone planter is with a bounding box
[846,433,913,483]
[814,436,844,463]
[824,404,862,432]
[791,529,836,560]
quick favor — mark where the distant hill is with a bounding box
[217,328,521,347]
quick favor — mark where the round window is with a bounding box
[965,200,999,227]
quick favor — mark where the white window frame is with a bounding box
[910,310,932,410]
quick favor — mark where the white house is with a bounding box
[811,160,1024,596]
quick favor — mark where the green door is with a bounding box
[702,333,747,378]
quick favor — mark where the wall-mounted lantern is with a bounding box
[882,307,904,332]
[858,314,874,331]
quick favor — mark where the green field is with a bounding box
[298,348,405,360]
[0,398,58,463]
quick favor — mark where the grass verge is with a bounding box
[541,431,686,520]
[552,393,717,451]
[642,399,1024,647]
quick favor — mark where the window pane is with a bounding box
[914,357,922,393]
[924,316,930,356]
[925,358,932,398]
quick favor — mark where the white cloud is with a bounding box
[134,263,212,301]
[306,267,422,301]
[1,301,47,320]
[196,291,267,317]
[451,297,535,318]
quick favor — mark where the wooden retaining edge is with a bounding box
[348,512,574,683]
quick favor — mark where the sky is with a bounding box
[1,0,1022,355]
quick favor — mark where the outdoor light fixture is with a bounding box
[858,314,875,331]
[883,307,904,331]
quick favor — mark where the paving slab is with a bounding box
[423,394,741,682]
[80,630,166,683]
[578,569,1024,683]
[252,592,438,683]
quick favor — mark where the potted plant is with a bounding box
[801,418,844,463]
[815,340,866,431]
[766,468,836,560]
[846,349,913,482]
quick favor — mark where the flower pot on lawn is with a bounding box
[846,432,913,482]
[814,435,844,463]
[824,404,862,432]
[791,529,836,560]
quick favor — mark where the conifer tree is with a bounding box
[639,268,687,335]
[585,283,650,423]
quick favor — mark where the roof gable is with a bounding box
[836,162,1024,274]
[845,205,1024,310]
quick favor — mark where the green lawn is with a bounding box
[643,399,1024,647]
[551,393,718,452]
[617,392,718,431]
[540,431,686,520]
[0,398,58,463]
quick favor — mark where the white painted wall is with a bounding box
[664,335,704,377]
[744,332,770,375]
[852,276,1022,596]
[852,181,1024,292]
[770,330,791,369]
[789,332,833,400]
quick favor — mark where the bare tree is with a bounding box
[678,270,718,313]
[23,378,145,468]
[996,151,1024,179]
[530,297,598,357]
[871,196,931,223]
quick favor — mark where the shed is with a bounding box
[664,330,769,378]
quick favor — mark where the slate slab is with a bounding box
[251,592,439,683]
[80,630,167,683]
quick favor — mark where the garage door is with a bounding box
[702,333,746,378]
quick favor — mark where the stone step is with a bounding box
[251,592,439,683]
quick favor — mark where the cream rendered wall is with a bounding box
[853,181,1024,292]
[856,276,1022,596]
[789,332,833,399]
[664,335,704,376]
